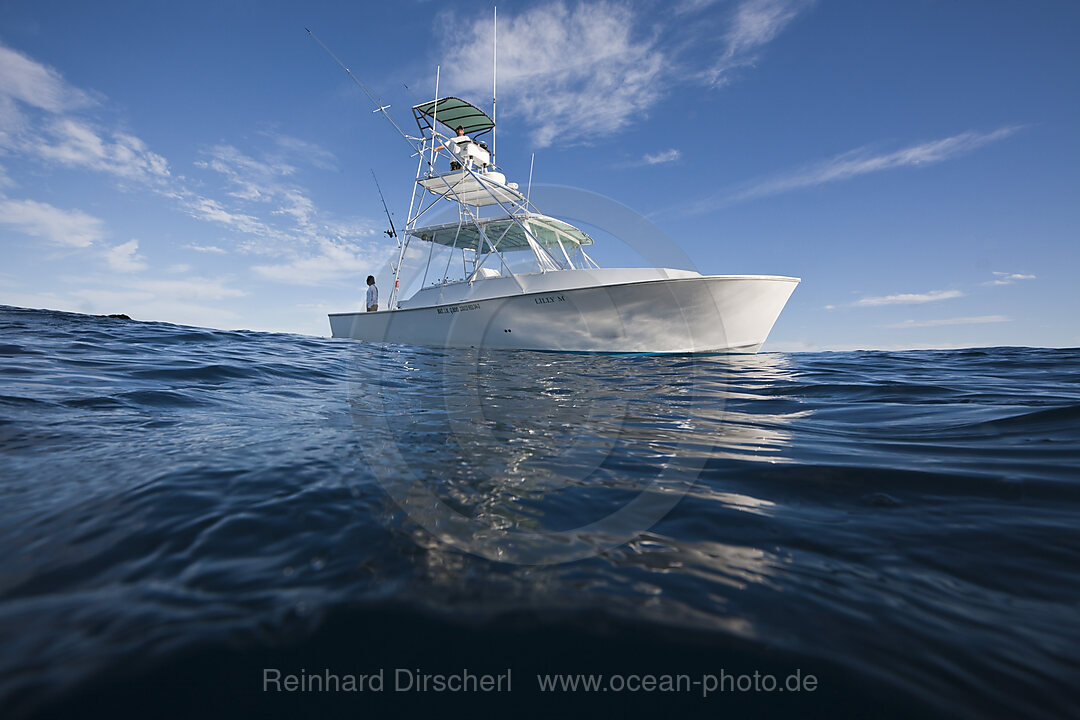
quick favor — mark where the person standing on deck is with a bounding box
[366,276,378,312]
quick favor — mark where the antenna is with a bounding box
[527,153,535,204]
[371,170,397,240]
[492,6,497,164]
[306,28,417,151]
[430,65,441,171]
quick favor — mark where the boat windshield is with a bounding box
[395,212,596,294]
[408,214,593,253]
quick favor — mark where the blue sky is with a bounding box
[1,0,1077,349]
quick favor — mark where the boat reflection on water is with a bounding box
[347,345,803,564]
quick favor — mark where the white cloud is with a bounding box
[169,170,380,266]
[885,315,1010,329]
[855,289,963,306]
[708,127,1021,208]
[434,1,811,147]
[440,1,666,147]
[197,144,291,201]
[183,143,346,255]
[985,271,1036,286]
[0,273,248,329]
[0,40,390,329]
[643,148,681,165]
[0,198,104,247]
[194,142,335,226]
[34,119,170,182]
[174,187,368,260]
[0,41,340,265]
[126,276,246,301]
[181,194,274,239]
[0,42,169,185]
[252,238,393,286]
[104,239,147,273]
[0,43,94,114]
[183,243,228,254]
[674,0,723,15]
[268,133,337,171]
[708,0,813,86]
[67,287,243,328]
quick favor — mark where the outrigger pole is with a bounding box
[492,6,497,165]
[307,28,418,308]
[305,28,418,152]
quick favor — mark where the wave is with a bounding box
[2,305,1079,719]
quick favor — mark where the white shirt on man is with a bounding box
[366,283,378,310]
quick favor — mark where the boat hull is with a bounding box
[329,275,798,353]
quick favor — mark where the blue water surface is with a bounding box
[1,305,1078,718]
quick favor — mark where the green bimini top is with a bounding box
[407,214,594,253]
[412,97,495,136]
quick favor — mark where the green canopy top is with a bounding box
[412,97,495,136]
[408,214,594,253]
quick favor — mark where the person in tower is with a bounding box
[448,125,470,170]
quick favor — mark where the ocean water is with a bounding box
[1,304,1078,718]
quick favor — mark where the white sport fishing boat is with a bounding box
[319,48,798,353]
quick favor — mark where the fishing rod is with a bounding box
[371,170,397,240]
[372,169,407,305]
[305,28,418,152]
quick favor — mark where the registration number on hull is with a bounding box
[436,303,481,315]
